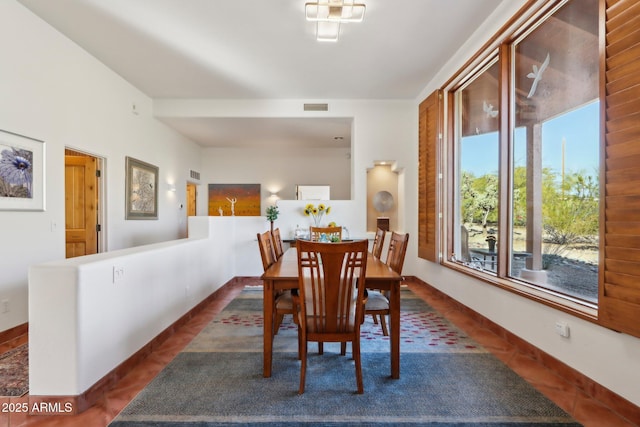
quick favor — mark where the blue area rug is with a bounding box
[110,288,581,426]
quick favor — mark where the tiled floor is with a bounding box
[1,278,637,427]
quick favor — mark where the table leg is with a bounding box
[263,280,274,378]
[390,281,400,379]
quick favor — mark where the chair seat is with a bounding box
[274,291,296,334]
[298,314,359,333]
[275,290,293,309]
[365,290,390,336]
[365,290,389,311]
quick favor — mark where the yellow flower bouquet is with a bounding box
[303,203,331,227]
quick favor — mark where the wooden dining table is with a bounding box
[260,245,402,379]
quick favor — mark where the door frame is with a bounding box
[64,147,107,254]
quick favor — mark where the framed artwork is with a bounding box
[208,184,260,216]
[0,129,45,211]
[125,156,158,220]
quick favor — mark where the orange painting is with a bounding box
[208,184,261,216]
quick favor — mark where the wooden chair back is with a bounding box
[257,231,277,272]
[309,226,342,242]
[295,239,368,393]
[372,227,386,259]
[365,231,408,336]
[259,230,295,336]
[386,232,410,275]
[272,228,284,259]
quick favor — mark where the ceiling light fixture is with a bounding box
[305,1,366,42]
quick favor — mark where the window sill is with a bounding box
[444,260,598,322]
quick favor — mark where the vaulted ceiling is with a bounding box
[19,0,505,147]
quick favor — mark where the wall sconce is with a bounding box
[168,184,177,193]
[269,192,279,200]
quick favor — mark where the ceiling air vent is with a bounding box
[303,103,329,111]
[190,170,201,181]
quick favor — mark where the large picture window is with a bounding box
[452,59,500,269]
[446,0,600,306]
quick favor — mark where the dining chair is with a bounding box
[309,225,345,354]
[371,227,386,259]
[272,228,284,259]
[365,231,409,336]
[257,231,294,335]
[368,227,387,326]
[294,239,369,394]
[257,231,276,271]
[309,226,342,242]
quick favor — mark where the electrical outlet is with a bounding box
[113,266,125,284]
[1,300,9,314]
[555,321,570,338]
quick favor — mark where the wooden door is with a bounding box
[65,155,98,258]
[187,183,196,216]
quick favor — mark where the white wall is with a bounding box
[0,1,202,332]
[201,145,351,210]
[155,99,416,228]
[408,0,640,407]
[29,216,265,395]
[274,200,368,242]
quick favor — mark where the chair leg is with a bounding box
[274,313,284,335]
[352,338,363,394]
[318,342,323,355]
[299,340,308,394]
[372,314,379,324]
[340,342,347,355]
[380,314,389,336]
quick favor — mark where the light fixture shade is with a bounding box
[305,1,366,23]
[306,1,365,42]
[316,20,340,42]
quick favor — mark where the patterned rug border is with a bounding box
[184,287,487,355]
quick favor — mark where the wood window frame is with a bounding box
[418,0,640,338]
